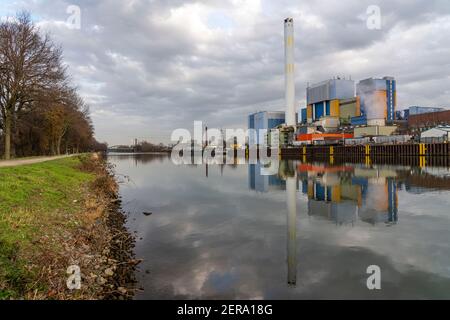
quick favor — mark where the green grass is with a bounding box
[0,156,95,299]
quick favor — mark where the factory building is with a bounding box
[248,111,285,146]
[339,98,361,125]
[305,78,356,123]
[356,76,397,126]
[408,109,450,129]
[408,106,445,117]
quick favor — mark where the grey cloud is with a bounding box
[6,0,450,144]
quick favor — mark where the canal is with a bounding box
[108,154,450,299]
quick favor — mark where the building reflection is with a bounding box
[248,160,299,286]
[248,160,399,226]
[244,156,450,282]
[245,159,450,288]
[248,162,286,192]
[299,164,398,226]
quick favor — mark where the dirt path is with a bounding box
[0,154,78,168]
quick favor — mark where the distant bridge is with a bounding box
[107,146,136,153]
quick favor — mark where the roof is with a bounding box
[249,111,285,117]
[423,125,450,132]
[421,126,450,134]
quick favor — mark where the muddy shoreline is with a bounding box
[94,154,139,299]
[57,154,139,300]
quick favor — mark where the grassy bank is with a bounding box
[0,155,136,300]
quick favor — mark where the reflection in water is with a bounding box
[109,154,450,299]
[286,173,297,286]
[250,160,399,227]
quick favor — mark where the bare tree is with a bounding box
[0,12,66,159]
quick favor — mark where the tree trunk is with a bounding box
[4,115,12,160]
[56,136,62,155]
[50,139,56,155]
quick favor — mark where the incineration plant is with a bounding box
[248,18,450,149]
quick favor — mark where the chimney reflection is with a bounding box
[279,160,298,287]
[286,175,297,286]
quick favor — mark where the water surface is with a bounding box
[109,154,450,299]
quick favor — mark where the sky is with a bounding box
[1,0,450,145]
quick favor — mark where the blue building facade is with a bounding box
[248,111,285,146]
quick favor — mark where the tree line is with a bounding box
[0,12,106,160]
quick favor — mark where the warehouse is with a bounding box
[420,126,450,143]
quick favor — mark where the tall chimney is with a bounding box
[284,18,296,127]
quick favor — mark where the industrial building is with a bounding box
[355,76,397,126]
[248,19,402,147]
[408,109,450,129]
[408,106,445,117]
[247,18,449,151]
[395,106,445,120]
[304,78,356,124]
[347,77,398,138]
[248,111,285,146]
[296,76,400,141]
[300,76,397,129]
[339,98,361,125]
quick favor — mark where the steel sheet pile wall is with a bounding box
[281,142,449,159]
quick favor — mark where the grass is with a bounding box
[0,156,95,299]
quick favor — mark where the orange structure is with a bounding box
[296,133,353,143]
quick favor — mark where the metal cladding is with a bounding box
[408,106,445,115]
[306,79,355,123]
[357,76,396,124]
[284,18,296,127]
[307,79,355,105]
[248,111,285,145]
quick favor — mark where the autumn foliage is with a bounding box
[0,12,106,159]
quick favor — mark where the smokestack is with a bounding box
[284,18,296,127]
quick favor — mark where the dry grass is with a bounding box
[0,154,135,300]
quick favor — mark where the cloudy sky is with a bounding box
[1,0,450,145]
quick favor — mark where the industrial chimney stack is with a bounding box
[284,18,296,127]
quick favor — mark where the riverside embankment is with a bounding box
[0,154,137,300]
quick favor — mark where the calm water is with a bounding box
[108,154,450,299]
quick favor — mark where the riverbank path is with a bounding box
[0,154,79,168]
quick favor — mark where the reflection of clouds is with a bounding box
[298,210,450,280]
[399,190,450,218]
[111,155,450,299]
